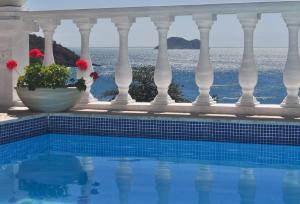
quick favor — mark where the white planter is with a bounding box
[0,0,26,7]
[16,87,83,113]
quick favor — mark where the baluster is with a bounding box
[193,14,216,106]
[151,16,174,105]
[74,18,97,105]
[37,19,61,66]
[237,13,261,107]
[112,17,135,105]
[281,13,300,108]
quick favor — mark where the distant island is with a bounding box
[29,34,79,67]
[154,37,201,49]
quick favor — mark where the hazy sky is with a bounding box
[26,0,299,48]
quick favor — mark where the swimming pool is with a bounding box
[1,133,300,204]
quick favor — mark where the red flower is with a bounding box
[29,49,44,58]
[90,72,99,81]
[6,59,18,71]
[76,59,89,71]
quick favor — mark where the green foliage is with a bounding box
[40,64,70,89]
[17,63,44,90]
[104,65,189,103]
[17,63,71,91]
[17,75,26,88]
[75,78,87,92]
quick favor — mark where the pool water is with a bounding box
[0,134,300,204]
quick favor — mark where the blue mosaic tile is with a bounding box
[1,114,300,146]
[47,115,300,146]
[0,116,48,144]
[0,134,50,164]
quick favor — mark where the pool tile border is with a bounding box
[0,115,48,144]
[1,113,300,146]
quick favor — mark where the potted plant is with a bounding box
[7,49,99,113]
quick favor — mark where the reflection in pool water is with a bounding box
[0,134,300,203]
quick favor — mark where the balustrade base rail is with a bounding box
[82,102,300,117]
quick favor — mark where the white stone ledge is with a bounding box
[83,102,300,117]
[21,1,300,20]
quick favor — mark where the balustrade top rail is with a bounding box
[16,1,300,19]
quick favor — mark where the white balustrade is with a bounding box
[36,19,61,66]
[151,16,174,105]
[112,17,135,105]
[193,14,216,106]
[1,1,300,116]
[237,13,261,107]
[74,18,97,105]
[281,12,300,108]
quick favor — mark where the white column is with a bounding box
[151,16,174,105]
[112,17,135,105]
[37,19,61,66]
[281,13,300,108]
[13,19,39,106]
[193,14,216,106]
[0,19,26,109]
[74,18,97,105]
[236,13,260,107]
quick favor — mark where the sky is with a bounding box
[26,0,300,48]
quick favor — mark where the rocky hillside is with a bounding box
[29,34,79,66]
[155,37,201,49]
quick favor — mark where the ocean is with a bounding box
[72,47,288,104]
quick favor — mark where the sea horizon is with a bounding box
[68,46,291,49]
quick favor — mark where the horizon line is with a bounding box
[67,46,291,49]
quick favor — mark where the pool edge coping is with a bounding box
[1,112,300,126]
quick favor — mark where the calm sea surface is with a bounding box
[71,48,288,104]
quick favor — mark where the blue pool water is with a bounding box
[1,134,300,204]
